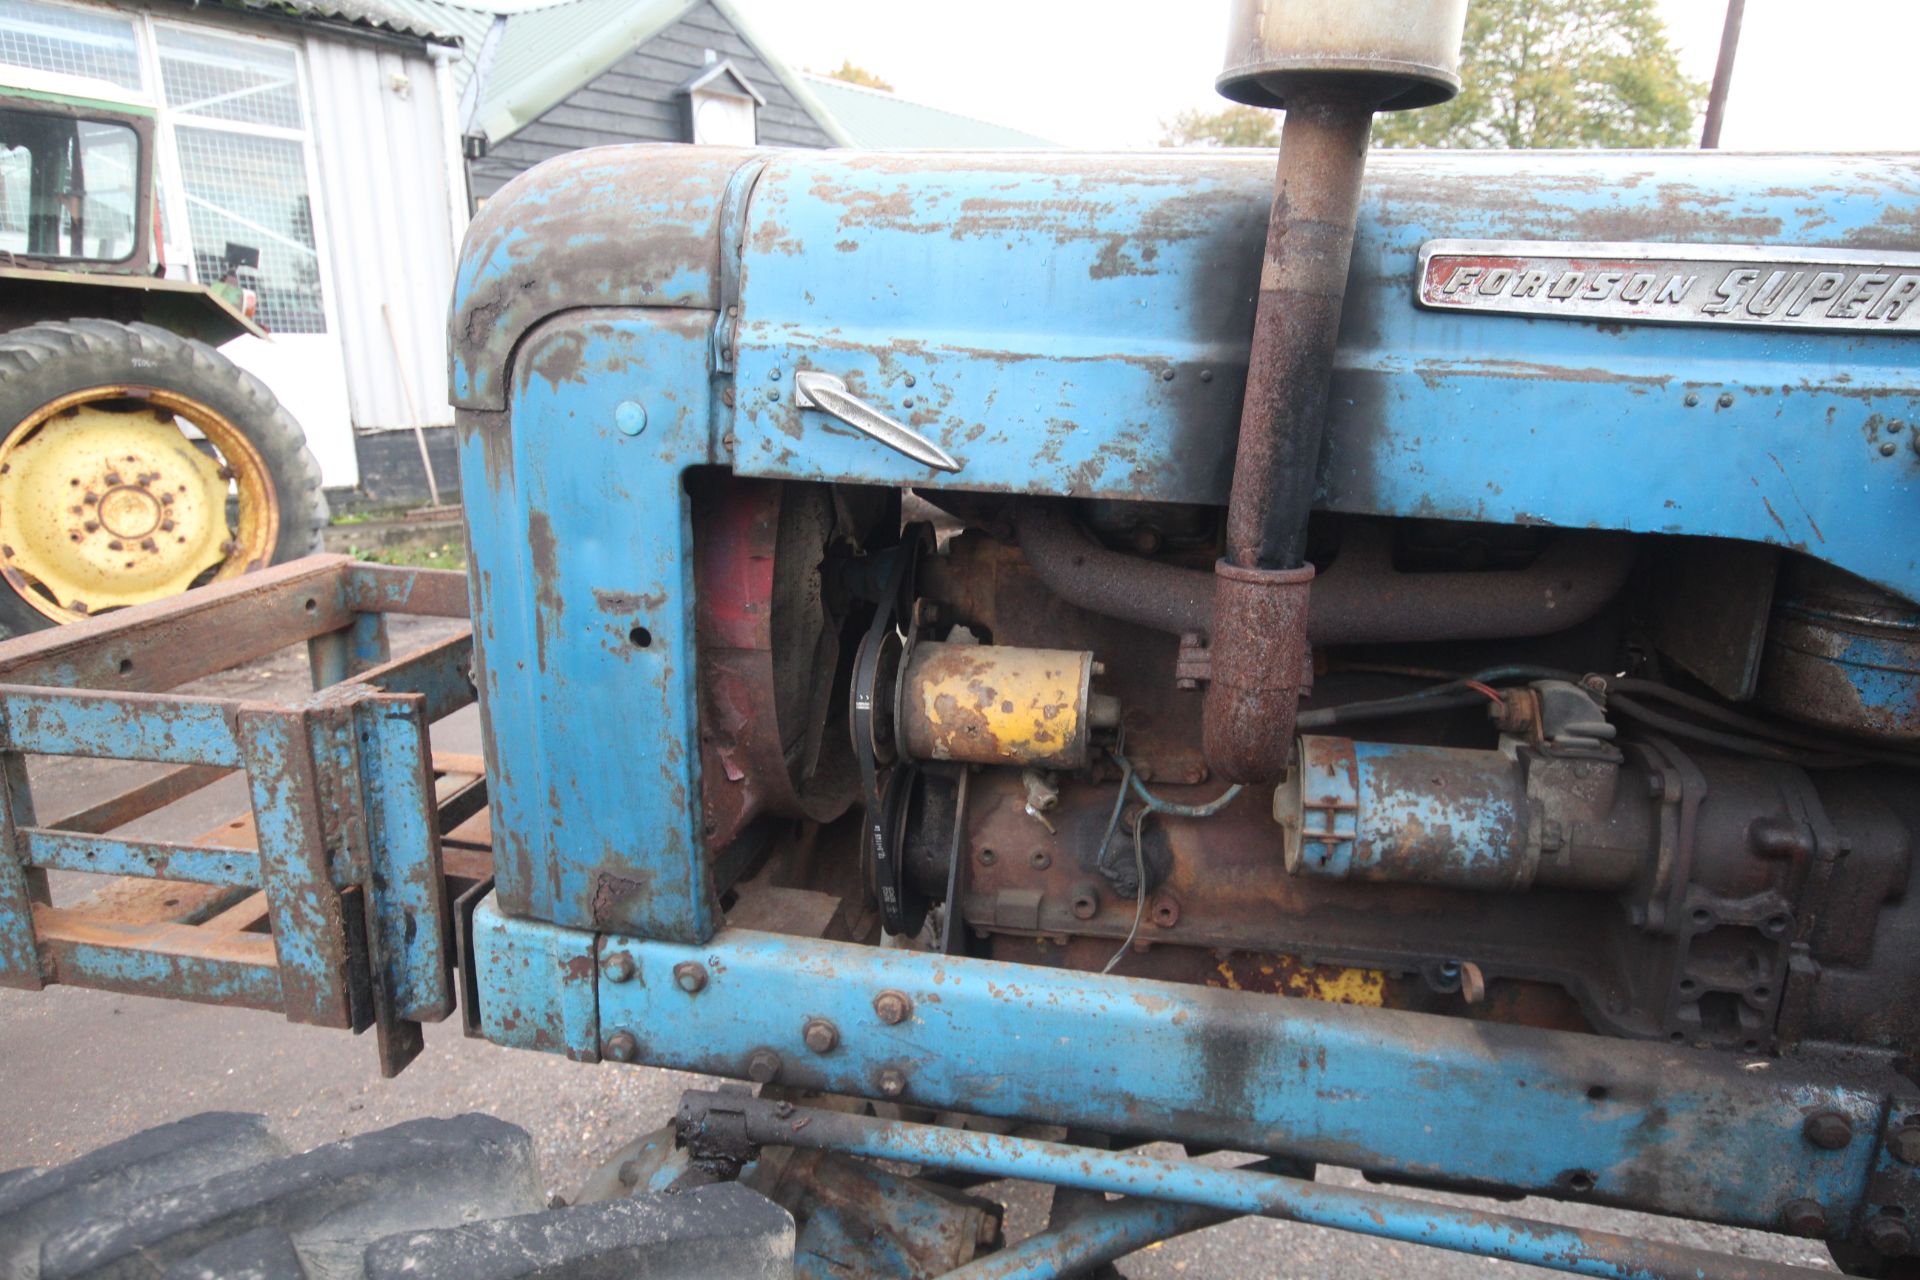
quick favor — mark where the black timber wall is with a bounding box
[468,0,833,201]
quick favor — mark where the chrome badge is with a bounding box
[1416,240,1920,331]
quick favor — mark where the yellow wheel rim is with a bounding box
[0,386,280,622]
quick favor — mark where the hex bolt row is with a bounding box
[873,990,913,1025]
[673,961,708,994]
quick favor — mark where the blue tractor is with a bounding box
[0,2,1916,1276]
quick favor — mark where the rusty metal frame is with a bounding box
[0,555,474,1075]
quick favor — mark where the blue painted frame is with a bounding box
[0,560,469,1070]
[457,312,719,942]
[470,897,1914,1240]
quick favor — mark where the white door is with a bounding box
[149,22,358,488]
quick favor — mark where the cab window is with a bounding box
[0,107,140,262]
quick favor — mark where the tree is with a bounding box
[826,60,893,93]
[1158,104,1279,149]
[1373,0,1702,149]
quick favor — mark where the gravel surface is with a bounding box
[0,620,1837,1276]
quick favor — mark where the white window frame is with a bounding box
[144,14,341,337]
[0,0,153,105]
[0,0,342,338]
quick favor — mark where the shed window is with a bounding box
[156,25,304,130]
[692,90,755,145]
[680,60,763,147]
[157,25,325,334]
[0,0,143,92]
[171,126,324,334]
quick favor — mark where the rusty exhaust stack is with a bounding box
[1204,0,1468,784]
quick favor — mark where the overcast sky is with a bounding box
[724,0,1919,151]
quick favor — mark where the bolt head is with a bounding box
[1780,1198,1827,1237]
[746,1048,782,1083]
[1865,1214,1914,1258]
[604,1030,639,1063]
[602,951,635,983]
[1804,1111,1854,1150]
[802,1017,840,1054]
[877,1068,907,1097]
[1888,1124,1920,1166]
[1717,392,1735,408]
[672,961,708,994]
[872,990,912,1025]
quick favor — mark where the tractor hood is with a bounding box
[452,146,1920,602]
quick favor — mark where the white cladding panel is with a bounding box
[304,36,462,438]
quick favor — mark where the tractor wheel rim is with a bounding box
[0,385,280,622]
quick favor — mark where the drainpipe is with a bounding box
[1203,0,1469,783]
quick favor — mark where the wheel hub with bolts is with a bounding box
[0,388,277,620]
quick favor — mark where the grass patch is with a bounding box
[348,542,466,571]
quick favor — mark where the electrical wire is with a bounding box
[1096,750,1244,975]
[1127,772,1244,818]
[1101,805,1151,975]
[1306,663,1920,771]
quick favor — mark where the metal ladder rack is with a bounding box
[0,555,481,1075]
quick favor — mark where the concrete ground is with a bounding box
[0,619,1835,1277]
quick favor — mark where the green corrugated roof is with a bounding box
[799,74,1057,149]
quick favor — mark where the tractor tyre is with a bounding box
[0,319,328,638]
[0,1111,796,1279]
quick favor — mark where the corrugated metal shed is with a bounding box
[800,74,1059,149]
[175,0,468,43]
[304,34,462,435]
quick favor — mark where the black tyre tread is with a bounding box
[20,1114,798,1280]
[0,319,330,636]
[0,1112,285,1280]
[39,1114,540,1280]
[362,1182,795,1280]
[162,1225,309,1279]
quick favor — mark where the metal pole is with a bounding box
[945,1156,1297,1280]
[1203,91,1374,783]
[944,1195,1232,1280]
[1700,0,1746,148]
[381,302,444,509]
[680,1093,1827,1280]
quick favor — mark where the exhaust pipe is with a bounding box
[1203,0,1469,783]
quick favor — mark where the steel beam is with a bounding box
[470,899,1904,1238]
